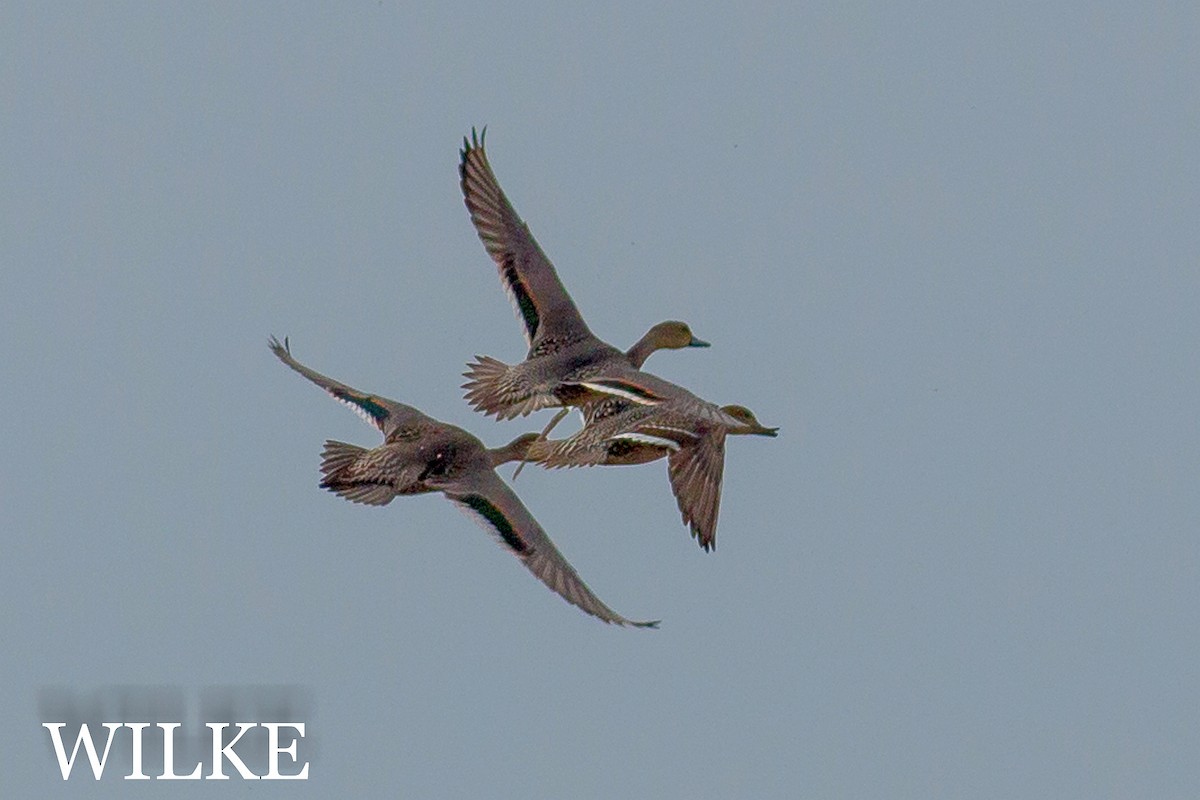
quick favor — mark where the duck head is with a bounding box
[652,320,710,349]
[627,320,710,367]
[719,404,779,437]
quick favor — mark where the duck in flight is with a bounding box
[269,335,657,628]
[459,128,710,437]
[527,390,778,552]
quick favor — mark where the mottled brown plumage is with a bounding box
[459,128,709,424]
[269,336,656,627]
[527,392,778,552]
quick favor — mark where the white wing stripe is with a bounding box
[332,394,382,429]
[576,381,661,405]
[612,432,681,451]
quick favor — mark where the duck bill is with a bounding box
[687,337,711,348]
[753,424,779,437]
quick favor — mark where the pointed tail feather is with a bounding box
[318,440,395,506]
[522,437,596,468]
[461,355,552,419]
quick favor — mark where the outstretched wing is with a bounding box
[459,128,591,347]
[666,431,727,552]
[269,336,430,436]
[443,468,657,627]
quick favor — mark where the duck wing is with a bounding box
[269,336,433,436]
[440,468,657,627]
[459,129,592,349]
[666,431,727,552]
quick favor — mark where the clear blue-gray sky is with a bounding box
[3,3,1198,797]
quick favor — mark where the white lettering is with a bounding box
[125,723,151,780]
[206,722,259,779]
[42,722,122,780]
[158,723,202,780]
[44,718,310,780]
[264,723,309,779]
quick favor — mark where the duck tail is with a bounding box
[318,440,394,506]
[522,437,596,469]
[462,355,543,420]
[523,437,555,464]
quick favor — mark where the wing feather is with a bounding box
[459,130,591,345]
[445,469,657,627]
[666,432,727,552]
[269,336,430,435]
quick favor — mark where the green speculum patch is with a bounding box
[502,259,540,339]
[460,494,527,554]
[336,389,389,423]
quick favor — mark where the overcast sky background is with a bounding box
[3,3,1198,797]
